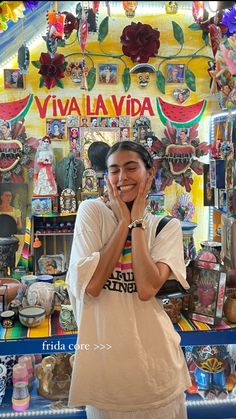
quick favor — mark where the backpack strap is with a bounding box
[155,215,173,237]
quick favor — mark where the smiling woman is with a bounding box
[66,140,190,418]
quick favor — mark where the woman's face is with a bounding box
[1,191,12,203]
[107,150,151,202]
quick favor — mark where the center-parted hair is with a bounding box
[106,141,153,169]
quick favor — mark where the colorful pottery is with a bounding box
[18,306,46,328]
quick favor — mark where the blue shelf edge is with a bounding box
[1,327,236,356]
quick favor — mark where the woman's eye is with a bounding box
[127,167,137,171]
[109,170,119,174]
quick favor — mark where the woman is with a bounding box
[66,141,191,419]
[0,190,22,232]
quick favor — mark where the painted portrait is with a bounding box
[0,183,28,234]
[98,64,118,84]
[46,119,66,140]
[176,127,190,144]
[68,127,81,155]
[4,69,25,89]
[120,127,130,141]
[166,64,184,84]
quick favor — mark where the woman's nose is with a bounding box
[119,169,128,181]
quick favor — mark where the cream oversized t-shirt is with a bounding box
[66,199,191,411]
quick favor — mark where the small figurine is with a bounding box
[33,136,57,196]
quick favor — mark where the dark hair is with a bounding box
[88,141,111,172]
[106,141,153,169]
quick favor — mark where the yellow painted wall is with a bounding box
[0,1,221,248]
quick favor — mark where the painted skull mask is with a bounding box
[137,72,150,88]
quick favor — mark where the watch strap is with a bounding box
[128,219,146,230]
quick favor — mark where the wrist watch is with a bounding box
[128,218,147,230]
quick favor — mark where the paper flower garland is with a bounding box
[120,22,160,63]
[222,6,236,34]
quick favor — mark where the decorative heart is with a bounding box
[173,88,190,104]
[0,139,23,172]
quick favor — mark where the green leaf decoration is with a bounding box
[76,3,82,18]
[87,67,96,91]
[203,8,209,21]
[172,21,184,45]
[39,76,44,88]
[122,68,131,92]
[202,31,209,46]
[185,69,196,92]
[56,79,64,89]
[32,60,41,69]
[156,70,165,94]
[98,16,109,42]
[188,23,201,31]
[61,61,68,72]
[57,39,65,48]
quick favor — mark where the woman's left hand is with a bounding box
[131,175,153,221]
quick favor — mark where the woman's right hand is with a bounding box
[105,177,131,225]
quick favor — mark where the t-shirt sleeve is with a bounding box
[65,200,103,315]
[150,218,189,289]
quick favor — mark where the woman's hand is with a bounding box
[131,174,153,221]
[105,177,131,224]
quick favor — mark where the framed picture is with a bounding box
[66,115,79,127]
[203,164,214,207]
[120,127,131,141]
[166,64,185,83]
[0,183,28,234]
[98,64,118,84]
[99,117,109,128]
[225,160,236,189]
[119,116,131,128]
[226,188,236,216]
[80,127,120,164]
[38,254,66,275]
[176,127,190,144]
[80,117,90,127]
[90,117,101,127]
[46,118,66,140]
[173,88,190,104]
[187,264,227,325]
[4,69,25,89]
[107,117,119,127]
[221,213,236,269]
[137,125,149,145]
[68,127,81,155]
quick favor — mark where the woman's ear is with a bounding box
[147,167,155,178]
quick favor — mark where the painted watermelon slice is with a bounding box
[156,97,207,128]
[0,94,33,123]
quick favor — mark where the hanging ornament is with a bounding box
[93,1,100,14]
[80,59,88,90]
[47,10,65,39]
[17,43,30,74]
[33,234,42,248]
[165,1,178,14]
[192,1,204,23]
[122,1,138,18]
[79,11,88,53]
[105,1,111,16]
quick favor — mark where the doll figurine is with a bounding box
[33,136,57,196]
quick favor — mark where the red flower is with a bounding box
[39,52,66,89]
[120,22,160,63]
